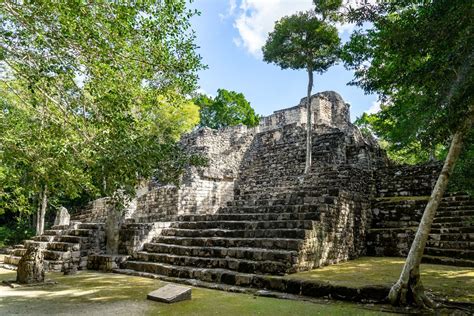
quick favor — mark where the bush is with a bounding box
[0,217,34,247]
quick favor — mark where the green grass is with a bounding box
[0,268,391,316]
[286,257,474,303]
[1,257,471,315]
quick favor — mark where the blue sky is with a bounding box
[189,0,379,121]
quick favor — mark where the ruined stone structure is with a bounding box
[5,91,473,286]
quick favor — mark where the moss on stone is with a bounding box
[375,196,430,202]
[0,267,390,315]
[285,257,473,303]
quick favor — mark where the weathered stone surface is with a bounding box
[6,91,470,299]
[147,284,192,303]
[16,246,45,284]
[87,254,129,272]
[54,207,70,226]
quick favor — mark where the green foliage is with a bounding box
[313,0,343,21]
[0,1,204,222]
[262,11,340,73]
[0,217,34,247]
[343,1,473,146]
[153,143,208,186]
[195,89,260,129]
[354,112,443,164]
[447,131,474,196]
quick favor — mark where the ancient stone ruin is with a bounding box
[5,91,473,289]
[16,246,45,284]
[54,207,70,227]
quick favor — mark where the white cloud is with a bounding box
[196,88,214,98]
[367,99,381,114]
[232,0,314,58]
[219,0,238,20]
[229,0,374,59]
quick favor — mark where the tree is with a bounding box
[194,89,260,129]
[343,1,473,308]
[354,112,444,165]
[262,10,340,174]
[0,1,203,237]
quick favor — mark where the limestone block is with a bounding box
[16,246,45,284]
[54,207,70,226]
[147,284,192,303]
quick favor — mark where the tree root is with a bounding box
[389,274,435,309]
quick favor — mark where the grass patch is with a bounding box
[0,268,392,315]
[286,257,474,303]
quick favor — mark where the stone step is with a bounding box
[132,252,292,275]
[220,205,322,214]
[428,232,474,242]
[32,235,56,242]
[43,250,82,261]
[43,229,64,236]
[426,240,474,249]
[58,235,88,243]
[422,255,474,267]
[68,229,93,237]
[433,216,474,224]
[4,255,21,265]
[230,197,337,208]
[161,228,309,239]
[431,222,472,229]
[175,212,321,222]
[47,242,81,252]
[424,247,474,260]
[23,240,49,248]
[171,220,315,230]
[78,223,105,230]
[233,190,336,201]
[153,236,304,251]
[430,226,474,234]
[51,224,70,230]
[142,243,298,264]
[440,200,474,207]
[435,210,474,217]
[124,260,255,285]
[10,248,27,257]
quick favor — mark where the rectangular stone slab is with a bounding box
[147,284,192,303]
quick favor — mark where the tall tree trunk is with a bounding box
[304,68,313,174]
[389,114,472,308]
[35,192,42,236]
[37,184,48,236]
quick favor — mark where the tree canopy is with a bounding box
[343,1,473,148]
[195,89,260,129]
[262,11,340,74]
[0,1,204,234]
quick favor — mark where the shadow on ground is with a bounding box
[0,268,392,316]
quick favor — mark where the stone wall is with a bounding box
[118,222,172,255]
[130,124,255,222]
[375,163,442,197]
[70,198,111,223]
[367,163,442,256]
[259,91,351,133]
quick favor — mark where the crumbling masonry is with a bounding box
[6,91,473,284]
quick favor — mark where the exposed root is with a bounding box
[389,273,435,309]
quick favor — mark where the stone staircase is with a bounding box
[4,222,105,271]
[116,128,375,284]
[367,193,474,267]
